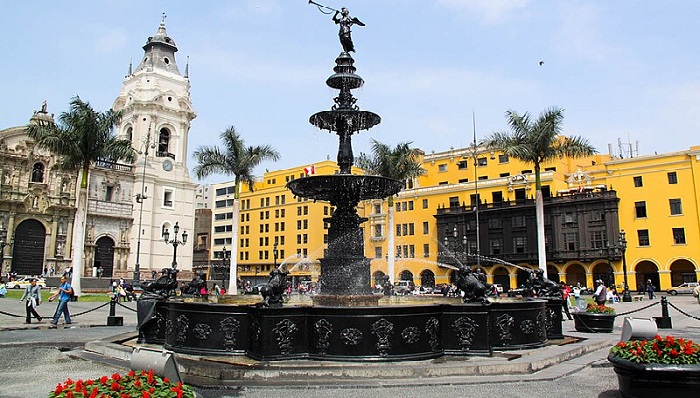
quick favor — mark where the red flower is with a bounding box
[128,370,136,377]
[111,382,121,391]
[112,373,122,381]
[163,377,169,383]
[670,349,679,357]
[54,384,64,394]
[616,342,627,348]
[99,376,108,385]
[142,392,150,398]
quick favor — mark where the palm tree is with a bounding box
[484,107,596,278]
[356,139,426,285]
[27,97,136,295]
[193,126,280,295]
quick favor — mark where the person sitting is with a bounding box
[116,285,128,302]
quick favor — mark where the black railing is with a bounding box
[95,159,132,172]
[156,151,176,159]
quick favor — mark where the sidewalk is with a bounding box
[1,294,700,397]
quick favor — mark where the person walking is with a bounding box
[48,275,72,325]
[593,280,607,306]
[19,278,42,323]
[646,279,656,300]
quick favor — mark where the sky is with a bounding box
[2,1,699,184]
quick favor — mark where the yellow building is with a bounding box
[213,145,700,294]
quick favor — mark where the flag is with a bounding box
[303,164,315,176]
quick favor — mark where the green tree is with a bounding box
[484,107,597,277]
[27,97,136,295]
[193,126,280,294]
[356,139,426,284]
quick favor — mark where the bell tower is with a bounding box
[113,15,197,279]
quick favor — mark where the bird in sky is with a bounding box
[539,60,544,66]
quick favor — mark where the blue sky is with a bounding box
[2,1,699,183]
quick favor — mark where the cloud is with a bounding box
[436,0,532,25]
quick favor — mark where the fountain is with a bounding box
[137,4,555,362]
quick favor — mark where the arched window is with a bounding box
[31,163,44,183]
[126,126,133,143]
[158,128,170,157]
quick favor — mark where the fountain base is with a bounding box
[311,294,381,307]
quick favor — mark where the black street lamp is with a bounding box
[619,230,632,302]
[221,245,230,286]
[443,225,467,264]
[162,222,188,269]
[273,243,279,269]
[0,225,7,276]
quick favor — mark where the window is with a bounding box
[303,234,308,244]
[374,203,381,214]
[513,236,527,253]
[511,216,526,228]
[498,154,509,163]
[477,157,487,166]
[423,222,429,235]
[457,160,468,169]
[564,212,575,224]
[590,231,604,249]
[422,199,429,209]
[297,206,302,216]
[408,201,414,211]
[303,205,308,215]
[564,233,578,251]
[521,169,532,174]
[297,220,302,230]
[673,228,686,244]
[458,178,469,184]
[31,163,44,183]
[499,172,510,178]
[157,128,170,156]
[438,164,448,172]
[667,172,678,184]
[374,224,383,238]
[488,218,502,229]
[489,239,502,255]
[638,230,650,246]
[163,188,174,208]
[423,244,430,258]
[635,201,647,218]
[492,191,503,203]
[105,185,114,202]
[396,225,402,237]
[303,220,308,229]
[478,176,488,180]
[215,188,226,196]
[633,176,643,187]
[375,247,382,259]
[669,199,682,215]
[449,196,460,207]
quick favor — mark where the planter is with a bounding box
[608,354,700,398]
[572,312,615,333]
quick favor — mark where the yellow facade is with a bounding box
[218,145,700,293]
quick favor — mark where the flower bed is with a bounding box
[573,303,616,333]
[608,335,700,397]
[49,369,196,398]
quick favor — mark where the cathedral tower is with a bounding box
[113,17,197,278]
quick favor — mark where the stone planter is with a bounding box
[572,312,615,333]
[608,354,700,397]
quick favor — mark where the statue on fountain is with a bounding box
[140,267,179,299]
[524,269,562,298]
[181,271,207,296]
[455,266,492,303]
[333,7,365,53]
[259,267,289,308]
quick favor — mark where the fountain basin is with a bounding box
[287,174,402,202]
[140,299,549,361]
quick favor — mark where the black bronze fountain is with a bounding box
[137,5,555,361]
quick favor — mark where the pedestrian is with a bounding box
[48,275,72,325]
[592,280,607,306]
[151,269,158,280]
[560,281,573,320]
[43,266,48,278]
[646,279,656,300]
[0,278,6,298]
[49,266,55,277]
[19,278,43,323]
[97,266,103,279]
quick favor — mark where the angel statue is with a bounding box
[333,7,365,53]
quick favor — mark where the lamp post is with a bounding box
[0,225,7,276]
[273,243,279,269]
[162,222,187,269]
[619,230,632,302]
[134,128,154,284]
[443,225,467,265]
[221,245,230,287]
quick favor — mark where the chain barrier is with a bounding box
[116,301,137,312]
[615,301,659,317]
[666,300,700,322]
[0,301,111,319]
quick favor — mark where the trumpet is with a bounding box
[308,0,339,14]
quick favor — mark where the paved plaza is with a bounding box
[1,294,699,397]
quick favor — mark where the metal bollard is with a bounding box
[107,296,124,326]
[653,296,672,329]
